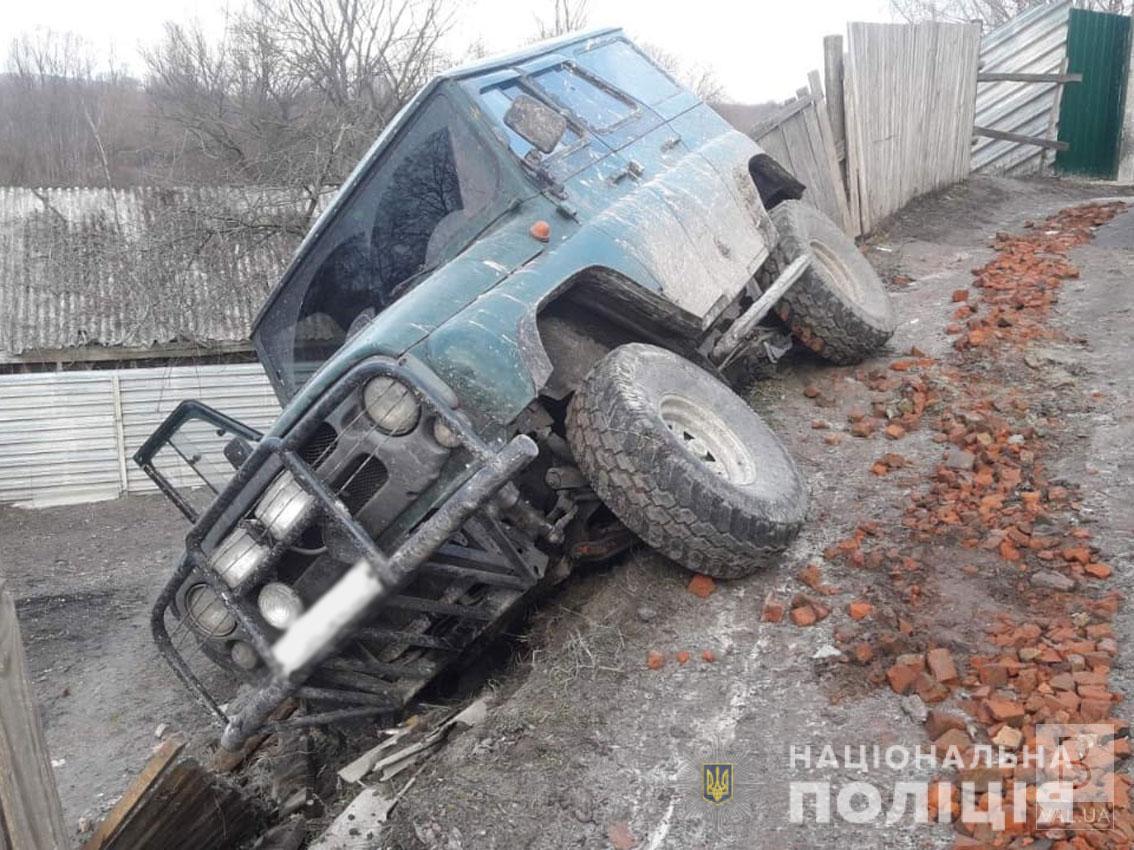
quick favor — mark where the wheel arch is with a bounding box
[532,265,703,401]
[748,152,806,211]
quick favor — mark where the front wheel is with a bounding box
[566,344,808,578]
[762,200,896,364]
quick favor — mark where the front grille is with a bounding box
[335,455,389,513]
[299,422,338,467]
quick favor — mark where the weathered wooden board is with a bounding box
[753,76,855,235]
[82,740,262,850]
[0,578,69,850]
[843,21,981,234]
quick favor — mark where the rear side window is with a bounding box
[575,41,683,108]
[531,65,635,132]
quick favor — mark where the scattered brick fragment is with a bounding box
[1085,562,1113,579]
[848,600,873,621]
[608,821,637,850]
[701,649,717,663]
[646,651,665,671]
[761,596,785,623]
[790,606,817,627]
[884,423,906,440]
[926,648,958,683]
[675,651,690,665]
[803,384,821,399]
[687,574,716,599]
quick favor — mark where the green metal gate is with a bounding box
[1056,8,1131,179]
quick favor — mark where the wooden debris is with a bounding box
[0,578,70,850]
[81,739,263,850]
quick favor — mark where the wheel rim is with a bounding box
[809,238,865,300]
[659,394,756,485]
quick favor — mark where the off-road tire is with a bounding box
[761,200,895,364]
[566,344,808,578]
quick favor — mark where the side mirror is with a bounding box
[504,94,567,154]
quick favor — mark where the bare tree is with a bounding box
[144,0,452,223]
[891,0,1131,26]
[641,42,726,103]
[0,30,150,186]
[533,0,589,39]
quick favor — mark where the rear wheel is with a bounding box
[566,344,807,578]
[763,200,895,364]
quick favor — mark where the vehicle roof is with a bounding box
[439,27,623,81]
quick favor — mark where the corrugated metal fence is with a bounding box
[973,1,1072,175]
[0,364,280,508]
[843,21,982,235]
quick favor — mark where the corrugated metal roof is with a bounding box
[0,186,323,358]
[973,0,1072,175]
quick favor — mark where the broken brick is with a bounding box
[701,649,717,664]
[675,650,690,665]
[887,663,922,695]
[790,606,818,627]
[986,699,1025,725]
[687,574,716,599]
[848,600,874,621]
[884,423,907,440]
[646,651,665,670]
[925,709,967,740]
[926,648,959,683]
[1084,563,1113,579]
[761,596,785,623]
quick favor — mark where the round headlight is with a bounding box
[230,641,259,671]
[432,417,462,448]
[363,376,419,435]
[258,582,304,630]
[208,528,269,589]
[185,584,237,638]
[255,472,315,539]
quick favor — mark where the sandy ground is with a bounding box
[1,175,1130,847]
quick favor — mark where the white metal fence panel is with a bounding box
[973,1,1072,175]
[0,363,280,508]
[0,372,121,506]
[844,21,981,234]
[119,364,281,496]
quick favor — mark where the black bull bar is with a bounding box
[140,357,538,750]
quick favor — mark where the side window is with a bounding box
[575,41,683,108]
[531,64,635,131]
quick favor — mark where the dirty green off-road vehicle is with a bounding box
[137,28,895,748]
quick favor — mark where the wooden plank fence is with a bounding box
[843,21,981,234]
[752,74,856,235]
[0,578,69,850]
[748,21,980,238]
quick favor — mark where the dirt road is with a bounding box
[1,175,1130,848]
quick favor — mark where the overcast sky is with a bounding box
[1,0,896,104]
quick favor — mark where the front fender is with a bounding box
[410,222,686,427]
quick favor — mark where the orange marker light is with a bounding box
[529,220,551,242]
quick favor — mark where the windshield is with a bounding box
[254,90,504,399]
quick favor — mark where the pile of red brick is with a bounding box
[778,203,1130,847]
